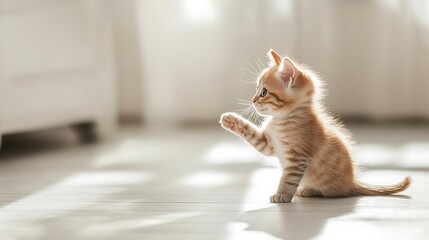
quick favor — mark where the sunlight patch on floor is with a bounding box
[180,170,233,187]
[61,171,152,186]
[241,168,279,208]
[203,142,261,165]
[81,212,202,238]
[92,139,154,167]
[0,170,150,224]
[231,230,283,240]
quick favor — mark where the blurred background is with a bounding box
[1,0,429,137]
[1,1,429,239]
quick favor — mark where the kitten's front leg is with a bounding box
[220,112,273,156]
[271,158,309,203]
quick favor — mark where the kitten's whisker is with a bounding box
[241,66,258,77]
[240,75,257,84]
[257,59,268,70]
[240,76,256,83]
[245,60,260,76]
[238,102,251,106]
[250,111,258,122]
[240,80,256,85]
[242,108,252,117]
[254,59,263,72]
[238,98,252,103]
[247,105,256,123]
[241,72,256,80]
[241,64,258,85]
[238,105,254,119]
[250,106,263,125]
[237,110,249,119]
[241,81,255,85]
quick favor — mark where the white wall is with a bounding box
[124,0,429,125]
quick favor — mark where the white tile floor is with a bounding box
[0,124,428,240]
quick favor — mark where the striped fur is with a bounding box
[220,49,411,203]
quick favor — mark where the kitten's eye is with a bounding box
[260,88,268,98]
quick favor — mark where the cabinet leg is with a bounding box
[71,122,98,143]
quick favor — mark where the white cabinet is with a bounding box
[0,0,116,142]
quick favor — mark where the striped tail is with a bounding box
[352,176,412,196]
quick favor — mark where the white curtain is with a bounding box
[315,0,429,119]
[136,0,429,125]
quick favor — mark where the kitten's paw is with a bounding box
[270,193,293,203]
[220,112,239,132]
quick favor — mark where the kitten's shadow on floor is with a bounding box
[237,197,359,240]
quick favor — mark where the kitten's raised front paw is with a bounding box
[270,193,293,203]
[220,112,239,132]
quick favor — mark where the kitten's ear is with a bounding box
[268,49,282,67]
[279,57,300,88]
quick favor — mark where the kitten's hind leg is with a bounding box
[317,184,355,198]
[296,188,323,197]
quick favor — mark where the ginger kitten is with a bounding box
[220,49,411,203]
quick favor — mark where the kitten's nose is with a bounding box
[252,96,258,103]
